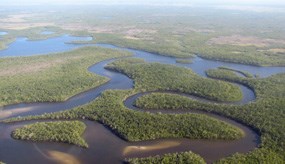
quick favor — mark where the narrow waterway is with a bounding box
[0,36,284,163]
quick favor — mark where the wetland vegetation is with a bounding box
[215,67,254,78]
[1,3,285,164]
[0,46,131,106]
[127,151,206,164]
[4,90,244,141]
[1,40,284,163]
[12,121,88,147]
[134,72,285,161]
[215,148,284,164]
[106,58,243,102]
[2,5,285,66]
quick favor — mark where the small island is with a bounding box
[12,121,88,148]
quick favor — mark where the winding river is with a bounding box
[0,35,285,164]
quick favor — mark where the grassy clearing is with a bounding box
[0,46,131,106]
[127,151,206,164]
[93,31,285,66]
[94,33,195,58]
[12,121,88,147]
[2,6,285,66]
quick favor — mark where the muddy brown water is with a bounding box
[1,39,284,164]
[0,116,258,164]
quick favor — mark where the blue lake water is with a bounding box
[40,31,55,35]
[0,35,93,57]
[0,31,8,36]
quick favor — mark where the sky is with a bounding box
[3,0,285,6]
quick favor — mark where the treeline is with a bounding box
[196,44,285,67]
[0,46,131,106]
[131,73,285,161]
[135,92,211,110]
[94,33,195,58]
[12,121,88,148]
[94,30,285,66]
[5,90,243,141]
[206,69,245,83]
[215,148,284,164]
[217,67,253,78]
[127,151,206,164]
[106,58,243,102]
[206,68,285,99]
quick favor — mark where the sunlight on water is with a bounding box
[48,151,81,164]
[123,141,181,155]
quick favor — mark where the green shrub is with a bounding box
[12,121,88,148]
[127,151,206,164]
